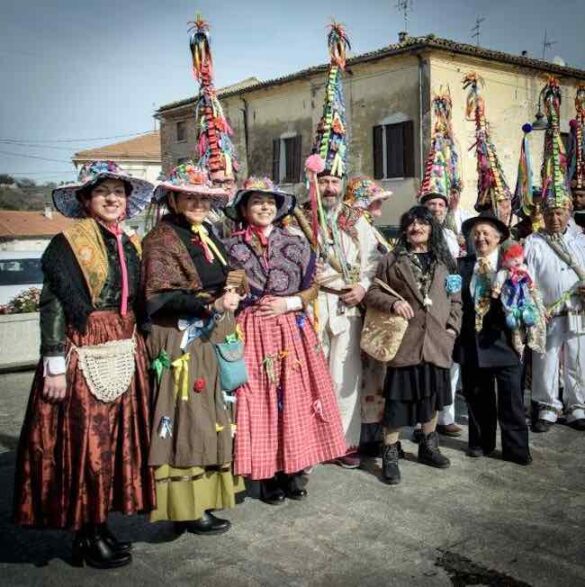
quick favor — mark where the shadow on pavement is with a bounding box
[0,449,181,567]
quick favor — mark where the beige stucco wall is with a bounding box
[429,54,579,217]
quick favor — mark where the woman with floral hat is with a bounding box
[13,160,156,569]
[223,177,347,504]
[142,162,245,534]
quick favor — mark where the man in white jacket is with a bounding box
[315,174,381,466]
[524,204,585,432]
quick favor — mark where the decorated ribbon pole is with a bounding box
[462,72,511,215]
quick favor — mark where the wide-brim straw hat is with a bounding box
[224,177,296,223]
[153,162,228,204]
[52,160,154,219]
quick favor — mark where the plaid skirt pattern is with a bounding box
[234,308,347,480]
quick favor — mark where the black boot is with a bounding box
[418,431,450,469]
[71,524,132,569]
[97,523,132,554]
[381,443,401,485]
[176,511,231,535]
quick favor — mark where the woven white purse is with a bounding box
[71,337,136,403]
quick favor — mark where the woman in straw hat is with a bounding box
[13,160,156,569]
[142,162,245,534]
[223,177,347,504]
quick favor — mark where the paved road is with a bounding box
[0,371,584,586]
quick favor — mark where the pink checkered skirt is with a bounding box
[233,308,347,480]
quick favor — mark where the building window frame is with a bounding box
[176,120,187,143]
[272,132,302,184]
[373,120,415,180]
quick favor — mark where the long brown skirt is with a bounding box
[13,311,156,530]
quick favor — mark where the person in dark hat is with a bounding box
[457,212,532,465]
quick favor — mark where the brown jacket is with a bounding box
[364,251,462,369]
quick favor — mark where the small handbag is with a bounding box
[214,336,249,392]
[360,278,409,363]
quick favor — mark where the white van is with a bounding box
[0,251,44,306]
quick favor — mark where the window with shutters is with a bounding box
[272,134,302,184]
[176,121,187,143]
[373,121,414,179]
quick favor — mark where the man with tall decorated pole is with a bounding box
[463,72,513,227]
[417,88,464,438]
[306,22,381,468]
[525,77,585,433]
[189,15,240,200]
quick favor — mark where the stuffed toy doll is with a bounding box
[492,240,546,354]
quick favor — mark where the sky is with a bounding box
[1,0,584,184]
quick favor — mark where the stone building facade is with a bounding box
[156,35,585,225]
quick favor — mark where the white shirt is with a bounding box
[443,227,460,259]
[525,230,585,313]
[470,249,499,298]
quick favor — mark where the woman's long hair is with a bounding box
[394,205,457,272]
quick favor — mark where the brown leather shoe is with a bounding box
[436,423,463,437]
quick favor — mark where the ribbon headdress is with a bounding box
[419,88,462,207]
[310,22,350,180]
[568,83,585,192]
[463,72,512,215]
[540,77,571,210]
[188,15,239,178]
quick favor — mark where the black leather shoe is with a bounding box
[503,454,533,466]
[71,525,132,569]
[280,473,308,500]
[261,478,286,505]
[568,418,585,431]
[98,523,132,554]
[532,419,553,433]
[183,511,231,535]
[466,447,484,458]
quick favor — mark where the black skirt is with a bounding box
[382,363,452,428]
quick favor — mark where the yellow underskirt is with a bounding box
[150,464,245,522]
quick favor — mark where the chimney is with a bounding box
[398,31,408,43]
[44,204,53,220]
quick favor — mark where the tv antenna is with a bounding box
[396,0,413,34]
[542,29,557,60]
[471,17,485,47]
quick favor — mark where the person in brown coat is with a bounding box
[364,206,462,484]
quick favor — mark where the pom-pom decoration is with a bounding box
[187,14,240,176]
[462,72,512,215]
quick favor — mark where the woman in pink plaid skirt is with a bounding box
[224,178,347,504]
